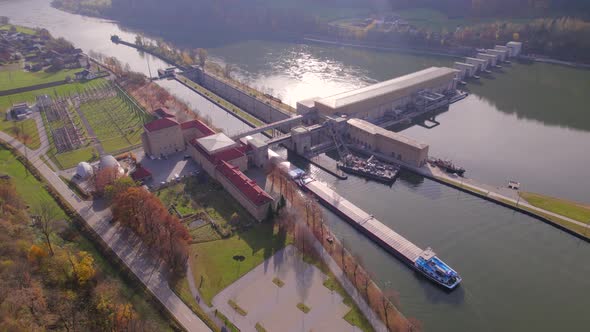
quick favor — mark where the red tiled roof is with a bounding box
[216,161,273,206]
[131,165,152,181]
[213,147,245,162]
[180,119,215,136]
[154,107,175,118]
[144,118,178,132]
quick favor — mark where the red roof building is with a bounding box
[143,118,179,132]
[180,119,215,136]
[216,161,273,207]
[213,147,246,163]
[131,165,152,182]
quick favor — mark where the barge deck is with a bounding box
[305,179,461,289]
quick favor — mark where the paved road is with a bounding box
[0,130,211,332]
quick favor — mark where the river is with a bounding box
[2,1,590,331]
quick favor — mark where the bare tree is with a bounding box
[197,48,208,68]
[35,200,59,256]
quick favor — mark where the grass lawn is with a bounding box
[80,84,151,153]
[158,178,255,233]
[0,65,80,91]
[189,221,291,306]
[0,77,110,169]
[0,147,66,217]
[0,80,104,111]
[0,117,41,149]
[272,277,284,288]
[190,224,222,243]
[0,24,37,35]
[228,299,248,316]
[395,8,533,32]
[519,191,590,224]
[52,146,98,169]
[255,322,267,332]
[296,302,311,314]
[495,196,590,239]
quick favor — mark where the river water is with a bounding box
[2,1,590,331]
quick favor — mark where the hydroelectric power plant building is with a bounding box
[298,67,458,121]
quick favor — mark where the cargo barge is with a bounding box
[338,155,399,184]
[304,178,462,290]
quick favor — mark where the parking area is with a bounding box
[212,245,352,332]
[134,148,201,187]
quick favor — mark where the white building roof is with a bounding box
[316,67,457,110]
[348,118,428,150]
[196,133,237,154]
[76,162,94,179]
[99,155,119,169]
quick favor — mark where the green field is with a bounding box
[395,8,532,32]
[0,80,101,111]
[520,192,590,225]
[0,65,80,91]
[189,222,290,306]
[158,178,255,235]
[38,84,97,169]
[79,85,151,153]
[0,24,37,35]
[0,117,41,149]
[0,77,148,168]
[0,146,65,216]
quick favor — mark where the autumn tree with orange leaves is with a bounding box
[111,187,190,278]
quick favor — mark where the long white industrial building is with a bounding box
[297,67,458,120]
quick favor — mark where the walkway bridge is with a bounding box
[265,123,325,146]
[231,115,304,140]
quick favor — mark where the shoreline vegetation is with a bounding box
[50,0,590,64]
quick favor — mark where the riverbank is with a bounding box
[423,165,590,241]
[303,36,468,59]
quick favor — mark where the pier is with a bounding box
[305,180,433,264]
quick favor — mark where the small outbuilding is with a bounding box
[131,164,152,182]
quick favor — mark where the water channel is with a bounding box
[2,1,590,331]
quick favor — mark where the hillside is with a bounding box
[0,147,172,331]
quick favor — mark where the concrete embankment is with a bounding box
[351,146,590,242]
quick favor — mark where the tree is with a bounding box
[104,177,137,201]
[181,51,193,66]
[28,244,48,266]
[0,16,9,25]
[0,178,24,211]
[68,251,96,287]
[35,200,60,256]
[266,205,274,222]
[223,63,232,78]
[230,212,240,225]
[197,48,208,68]
[134,34,143,47]
[93,166,119,195]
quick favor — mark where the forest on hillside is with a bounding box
[52,0,590,62]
